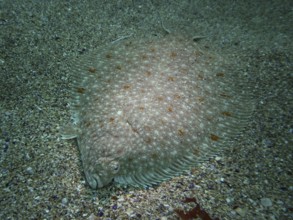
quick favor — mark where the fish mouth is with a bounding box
[85,172,104,189]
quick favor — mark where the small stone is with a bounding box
[163,204,170,208]
[97,208,104,217]
[215,156,222,161]
[25,153,31,160]
[25,167,34,175]
[117,196,125,202]
[262,139,273,148]
[88,213,98,220]
[126,208,134,216]
[62,197,68,205]
[189,183,195,189]
[243,179,249,185]
[260,198,272,207]
[28,186,34,192]
[235,207,247,217]
[226,197,233,203]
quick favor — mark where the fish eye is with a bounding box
[109,161,120,173]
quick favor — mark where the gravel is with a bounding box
[0,0,292,219]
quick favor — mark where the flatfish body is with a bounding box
[64,35,254,189]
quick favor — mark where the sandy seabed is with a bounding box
[0,0,292,219]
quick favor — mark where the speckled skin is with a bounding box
[67,35,254,189]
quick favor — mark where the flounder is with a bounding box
[63,35,254,189]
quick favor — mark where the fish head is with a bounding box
[84,157,120,189]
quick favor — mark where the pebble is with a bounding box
[235,207,247,217]
[215,156,222,161]
[226,197,233,204]
[262,139,273,148]
[117,196,125,202]
[25,153,31,160]
[97,209,104,217]
[62,197,68,205]
[25,167,34,175]
[260,198,272,207]
[125,208,134,217]
[88,213,98,220]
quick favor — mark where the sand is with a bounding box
[0,0,292,219]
